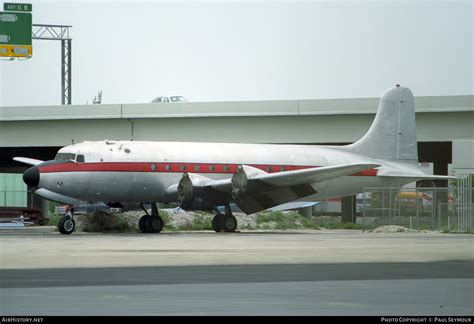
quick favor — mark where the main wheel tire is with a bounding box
[222,214,237,232]
[58,216,75,235]
[145,215,164,233]
[212,213,224,232]
[138,215,149,233]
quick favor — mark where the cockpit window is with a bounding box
[76,155,85,163]
[55,153,76,161]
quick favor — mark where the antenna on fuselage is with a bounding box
[71,139,75,145]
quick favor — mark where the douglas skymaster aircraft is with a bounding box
[15,85,449,234]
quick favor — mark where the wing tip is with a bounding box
[13,157,45,166]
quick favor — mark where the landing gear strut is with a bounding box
[58,207,75,235]
[138,203,164,234]
[212,204,237,233]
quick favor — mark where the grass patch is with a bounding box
[441,226,451,233]
[239,222,258,230]
[255,211,319,230]
[113,221,134,233]
[191,212,213,230]
[318,222,365,230]
[47,213,61,226]
[440,228,474,235]
[162,211,214,231]
[160,210,178,231]
[172,211,213,231]
[159,210,171,223]
[80,212,136,233]
[412,224,434,231]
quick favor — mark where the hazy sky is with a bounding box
[0,0,472,106]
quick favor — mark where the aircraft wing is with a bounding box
[168,163,379,214]
[13,157,44,166]
[379,174,454,180]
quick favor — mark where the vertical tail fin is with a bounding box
[346,85,418,161]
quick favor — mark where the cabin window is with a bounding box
[209,165,215,172]
[194,165,200,171]
[267,166,273,172]
[165,165,171,171]
[76,155,85,163]
[224,165,230,172]
[181,165,187,171]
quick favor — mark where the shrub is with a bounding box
[47,213,61,226]
[255,211,319,229]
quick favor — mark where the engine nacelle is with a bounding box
[231,165,248,199]
[177,173,218,211]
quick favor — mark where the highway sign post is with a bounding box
[0,3,32,58]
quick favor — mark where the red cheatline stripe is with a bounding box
[353,169,378,177]
[39,162,378,176]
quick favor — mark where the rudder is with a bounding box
[346,85,418,161]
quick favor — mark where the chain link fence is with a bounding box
[361,174,473,232]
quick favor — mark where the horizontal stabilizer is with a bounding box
[13,157,44,166]
[267,201,321,212]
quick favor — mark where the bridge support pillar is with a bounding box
[341,195,356,223]
[41,198,50,218]
[298,206,312,218]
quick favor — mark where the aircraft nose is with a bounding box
[23,166,40,187]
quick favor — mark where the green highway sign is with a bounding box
[0,9,32,57]
[0,11,32,45]
[3,3,32,12]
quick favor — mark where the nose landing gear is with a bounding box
[58,206,75,235]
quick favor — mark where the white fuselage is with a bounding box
[36,140,423,204]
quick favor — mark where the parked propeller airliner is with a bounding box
[15,85,449,234]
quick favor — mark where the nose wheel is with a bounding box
[58,209,75,235]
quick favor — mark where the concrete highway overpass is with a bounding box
[1,94,473,175]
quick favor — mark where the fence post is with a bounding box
[433,190,436,230]
[437,202,441,231]
[362,189,366,232]
[447,204,450,232]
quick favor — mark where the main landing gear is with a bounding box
[212,204,237,233]
[138,203,164,233]
[58,207,76,235]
